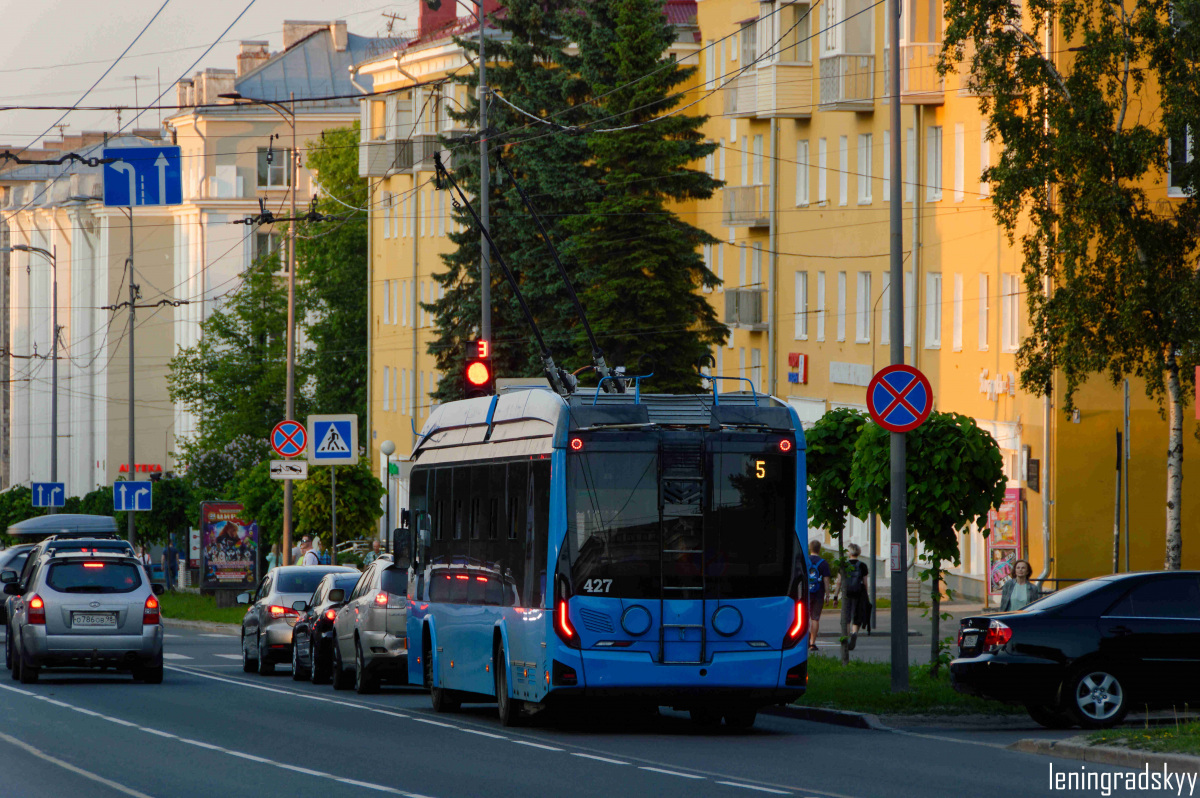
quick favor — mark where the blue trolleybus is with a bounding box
[404,387,809,728]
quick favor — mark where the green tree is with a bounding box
[806,407,868,664]
[851,412,1007,674]
[233,461,285,552]
[940,0,1200,569]
[294,461,384,553]
[562,0,726,393]
[139,478,193,547]
[429,0,596,399]
[297,124,369,442]
[0,486,44,543]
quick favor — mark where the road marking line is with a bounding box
[339,776,400,792]
[368,709,410,719]
[212,654,242,660]
[639,767,705,779]
[513,740,563,752]
[100,715,138,727]
[288,765,328,777]
[179,738,223,751]
[200,633,235,638]
[716,781,792,794]
[412,718,457,729]
[461,729,507,740]
[571,753,629,765]
[139,728,176,739]
[162,653,192,660]
[163,634,181,638]
[228,751,273,764]
[0,730,156,798]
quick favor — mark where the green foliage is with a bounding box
[296,124,368,442]
[233,461,284,551]
[806,408,869,536]
[138,478,193,546]
[0,487,44,543]
[294,460,384,546]
[158,592,246,625]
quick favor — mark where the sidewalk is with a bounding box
[812,602,987,665]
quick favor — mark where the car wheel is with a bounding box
[310,635,330,685]
[1026,703,1074,729]
[723,705,758,730]
[354,639,378,694]
[1066,667,1129,729]
[256,633,274,676]
[291,638,309,681]
[331,640,353,691]
[241,631,256,674]
[495,647,521,727]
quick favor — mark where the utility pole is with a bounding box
[127,210,137,546]
[477,0,490,342]
[50,246,57,514]
[887,0,909,691]
[284,91,298,565]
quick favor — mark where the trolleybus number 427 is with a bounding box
[582,579,613,594]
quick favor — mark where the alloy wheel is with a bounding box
[1074,671,1124,723]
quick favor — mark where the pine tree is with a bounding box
[563,0,726,393]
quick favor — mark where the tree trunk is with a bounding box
[1165,355,1183,571]
[929,565,941,677]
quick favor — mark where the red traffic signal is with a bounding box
[463,340,495,397]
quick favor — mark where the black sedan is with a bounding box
[951,571,1200,729]
[290,572,360,684]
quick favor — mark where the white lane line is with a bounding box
[461,729,507,740]
[716,781,792,794]
[639,766,705,779]
[200,633,235,638]
[512,740,563,752]
[0,730,156,798]
[339,776,402,793]
[228,751,273,764]
[139,728,177,739]
[179,738,223,751]
[212,654,242,660]
[368,709,410,720]
[163,634,181,639]
[162,653,192,660]
[571,753,629,765]
[412,718,457,729]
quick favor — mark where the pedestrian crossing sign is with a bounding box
[307,414,359,465]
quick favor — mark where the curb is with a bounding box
[762,704,890,731]
[1010,737,1200,771]
[163,618,239,635]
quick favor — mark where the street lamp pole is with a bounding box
[380,440,395,550]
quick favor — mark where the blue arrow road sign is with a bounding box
[113,481,153,512]
[103,146,182,207]
[866,364,933,434]
[32,482,65,508]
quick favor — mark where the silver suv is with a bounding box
[331,556,408,693]
[3,550,165,684]
[238,565,356,676]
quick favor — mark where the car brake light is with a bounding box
[144,595,160,625]
[268,605,299,619]
[375,592,388,607]
[324,609,337,621]
[28,594,45,625]
[83,562,105,569]
[984,619,1012,650]
[783,600,807,649]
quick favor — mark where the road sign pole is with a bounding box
[127,209,137,546]
[331,466,337,566]
[283,91,298,567]
[49,246,57,515]
[888,0,908,693]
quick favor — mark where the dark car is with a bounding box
[237,565,357,675]
[951,571,1200,729]
[289,572,361,684]
[0,546,35,623]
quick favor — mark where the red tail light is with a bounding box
[554,598,579,649]
[783,600,808,649]
[324,609,338,621]
[82,562,105,569]
[984,619,1012,650]
[268,605,299,619]
[27,594,45,625]
[143,595,160,625]
[375,592,388,607]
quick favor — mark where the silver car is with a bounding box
[238,565,356,676]
[331,556,408,693]
[3,550,165,684]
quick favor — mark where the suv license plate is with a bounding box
[72,613,116,627]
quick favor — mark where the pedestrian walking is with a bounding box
[313,538,331,566]
[266,543,281,573]
[836,543,870,651]
[806,541,832,652]
[162,537,179,592]
[362,539,382,568]
[301,539,320,566]
[999,559,1042,611]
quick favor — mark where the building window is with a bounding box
[401,281,409,328]
[741,136,749,185]
[1170,128,1194,197]
[980,126,991,198]
[795,271,808,340]
[978,273,989,351]
[836,271,847,342]
[904,271,914,346]
[752,243,762,285]
[383,193,391,239]
[254,232,283,271]
[925,272,942,348]
[838,136,849,206]
[858,133,873,204]
[926,126,943,201]
[703,245,713,293]
[883,130,890,200]
[952,273,963,351]
[905,128,916,203]
[718,138,726,180]
[705,40,715,85]
[257,147,290,188]
[741,20,758,64]
[751,348,762,392]
[855,271,871,343]
[796,140,810,205]
[781,2,812,62]
[392,281,399,326]
[383,366,391,411]
[739,245,747,286]
[816,272,826,342]
[383,279,391,324]
[739,347,747,380]
[818,138,828,204]
[753,135,764,184]
[825,0,842,53]
[717,245,725,290]
[1001,273,1020,352]
[954,123,965,202]
[880,272,891,345]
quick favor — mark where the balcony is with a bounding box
[722,73,757,118]
[882,44,945,104]
[725,288,768,331]
[755,63,813,119]
[358,135,444,177]
[955,39,990,97]
[818,54,875,111]
[723,185,769,227]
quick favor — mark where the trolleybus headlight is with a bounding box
[782,599,807,649]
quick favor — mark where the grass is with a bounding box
[798,654,1024,716]
[158,592,246,625]
[1090,718,1200,755]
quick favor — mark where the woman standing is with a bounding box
[999,559,1042,611]
[265,543,281,573]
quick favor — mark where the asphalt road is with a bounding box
[0,625,1130,798]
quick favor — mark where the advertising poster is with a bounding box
[199,502,259,591]
[986,487,1023,597]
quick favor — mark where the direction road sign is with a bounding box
[271,420,307,458]
[270,460,308,480]
[31,482,65,508]
[103,146,182,207]
[113,481,152,512]
[307,414,359,465]
[866,364,933,433]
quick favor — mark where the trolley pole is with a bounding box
[887,0,909,692]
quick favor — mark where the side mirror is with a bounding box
[292,600,308,612]
[0,570,16,584]
[327,588,345,603]
[151,584,165,596]
[235,592,250,605]
[3,584,19,596]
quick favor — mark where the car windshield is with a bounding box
[276,571,338,595]
[47,562,142,594]
[1023,578,1110,612]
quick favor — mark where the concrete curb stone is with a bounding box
[163,617,239,635]
[1010,737,1200,771]
[763,705,890,730]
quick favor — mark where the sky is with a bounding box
[0,0,421,149]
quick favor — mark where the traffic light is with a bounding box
[463,339,495,398]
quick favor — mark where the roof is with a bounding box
[234,28,379,104]
[8,515,120,537]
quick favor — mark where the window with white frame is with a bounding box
[739,347,747,379]
[838,135,848,206]
[741,136,749,184]
[978,273,989,350]
[836,271,847,341]
[753,135,764,184]
[718,138,726,180]
[705,150,714,178]
[401,369,409,416]
[795,271,809,339]
[752,243,763,285]
[954,124,965,202]
[254,232,283,271]
[926,126,943,201]
[952,273,963,351]
[925,272,942,348]
[883,130,890,199]
[392,281,399,326]
[401,281,409,327]
[818,138,828,203]
[905,128,916,202]
[781,2,812,62]
[383,366,391,411]
[1001,273,1020,352]
[717,245,724,289]
[383,279,391,324]
[825,0,842,53]
[752,348,762,392]
[904,271,914,346]
[741,20,758,64]
[383,192,392,238]
[1170,128,1194,197]
[980,126,991,197]
[739,245,747,286]
[392,368,399,413]
[880,272,891,345]
[257,147,291,188]
[855,271,871,343]
[858,133,873,203]
[796,140,810,205]
[438,191,446,237]
[705,40,715,86]
[816,272,826,341]
[703,245,713,293]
